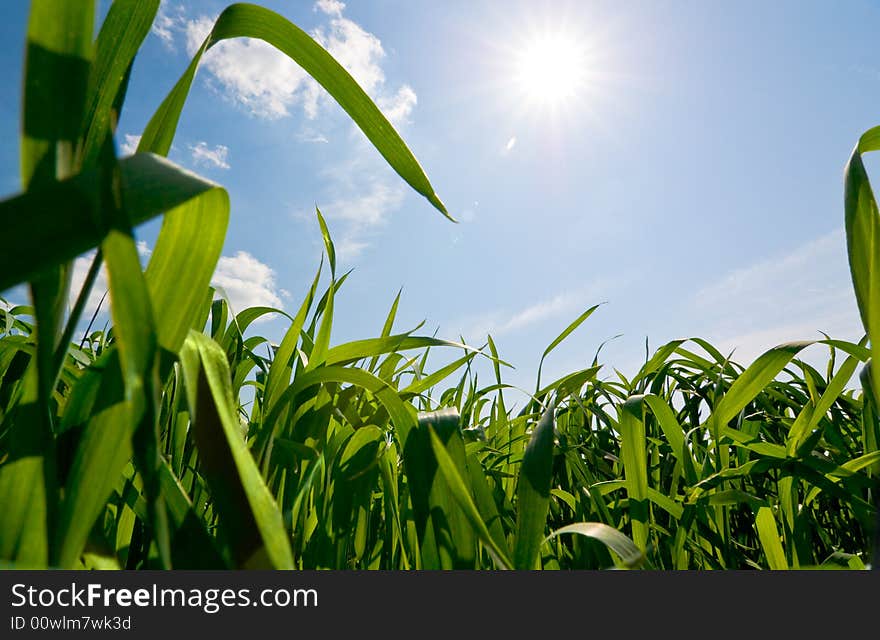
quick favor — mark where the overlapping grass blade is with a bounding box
[180,332,293,569]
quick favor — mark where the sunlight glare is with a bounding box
[514,33,586,108]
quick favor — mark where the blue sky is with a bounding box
[2,0,879,404]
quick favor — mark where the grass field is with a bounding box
[0,0,877,570]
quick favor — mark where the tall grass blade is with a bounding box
[138,3,449,218]
[513,399,557,569]
[181,332,293,568]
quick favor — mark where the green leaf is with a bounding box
[81,0,160,167]
[180,332,293,569]
[325,334,486,368]
[0,0,96,570]
[0,153,224,294]
[262,263,322,414]
[428,425,512,569]
[710,340,813,428]
[544,523,644,569]
[139,3,449,219]
[55,354,134,568]
[513,399,556,569]
[755,507,788,570]
[536,304,600,392]
[619,396,649,551]
[844,126,880,405]
[144,182,229,354]
[315,206,336,278]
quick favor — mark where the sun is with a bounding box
[514,32,587,108]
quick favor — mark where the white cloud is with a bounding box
[179,1,395,122]
[462,294,579,342]
[504,136,517,153]
[315,0,346,18]
[159,1,422,260]
[136,241,152,260]
[378,85,417,127]
[152,0,185,50]
[334,235,370,261]
[319,181,404,226]
[312,15,386,96]
[69,242,153,320]
[65,246,281,327]
[190,141,230,169]
[70,253,109,320]
[297,129,329,144]
[690,228,863,364]
[185,15,318,119]
[119,134,141,156]
[212,251,284,314]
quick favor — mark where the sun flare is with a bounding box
[514,33,586,108]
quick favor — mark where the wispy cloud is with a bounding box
[297,129,329,144]
[318,181,404,227]
[151,0,185,50]
[503,136,517,154]
[183,15,318,119]
[456,284,608,343]
[212,251,285,315]
[176,0,393,121]
[190,141,230,169]
[314,0,345,18]
[377,85,417,128]
[689,228,863,364]
[119,134,141,156]
[66,243,287,328]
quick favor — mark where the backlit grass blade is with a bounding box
[845,126,880,406]
[144,183,229,354]
[545,523,644,569]
[262,262,322,415]
[755,506,788,570]
[316,206,336,277]
[325,335,487,368]
[0,0,95,570]
[619,396,649,551]
[368,289,402,373]
[0,154,224,293]
[536,304,600,392]
[513,399,557,569]
[710,340,814,428]
[22,0,93,184]
[138,3,450,219]
[80,0,160,167]
[55,353,135,568]
[305,277,334,371]
[102,220,169,567]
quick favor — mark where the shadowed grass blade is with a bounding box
[181,332,293,569]
[513,399,557,569]
[428,424,512,569]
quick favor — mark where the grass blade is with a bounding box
[513,399,557,569]
[139,3,449,218]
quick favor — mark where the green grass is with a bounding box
[0,0,877,570]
